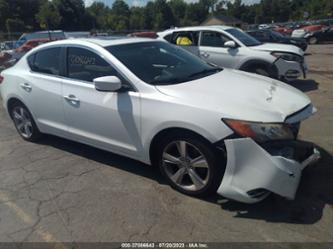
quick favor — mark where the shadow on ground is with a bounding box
[288,79,319,92]
[39,134,166,184]
[39,136,333,225]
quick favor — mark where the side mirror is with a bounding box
[94,76,122,92]
[224,40,237,48]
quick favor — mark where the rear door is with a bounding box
[198,31,240,68]
[169,31,200,56]
[22,47,67,136]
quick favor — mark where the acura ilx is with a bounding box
[0,38,320,203]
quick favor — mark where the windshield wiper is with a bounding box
[188,68,222,79]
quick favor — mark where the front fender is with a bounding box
[239,59,279,79]
[142,121,233,164]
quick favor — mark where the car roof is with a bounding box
[160,25,233,34]
[40,37,157,48]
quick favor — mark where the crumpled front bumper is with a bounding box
[274,58,308,80]
[217,138,320,203]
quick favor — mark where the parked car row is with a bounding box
[246,29,308,51]
[255,22,333,44]
[0,26,320,204]
[256,18,333,36]
[0,38,59,70]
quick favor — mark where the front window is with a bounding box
[200,31,232,47]
[67,47,117,83]
[106,42,221,85]
[226,28,262,47]
[271,31,285,39]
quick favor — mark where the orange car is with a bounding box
[15,38,54,53]
[274,26,293,36]
[1,38,60,69]
[128,31,158,38]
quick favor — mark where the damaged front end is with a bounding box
[217,104,320,203]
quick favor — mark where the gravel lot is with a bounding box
[0,44,332,243]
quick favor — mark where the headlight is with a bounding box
[223,119,295,143]
[271,52,303,62]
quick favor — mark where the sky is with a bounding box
[84,0,260,8]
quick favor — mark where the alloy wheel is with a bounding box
[309,37,318,45]
[162,140,210,192]
[12,106,33,139]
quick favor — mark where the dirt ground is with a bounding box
[0,44,332,243]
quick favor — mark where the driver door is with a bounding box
[62,46,142,158]
[198,31,240,68]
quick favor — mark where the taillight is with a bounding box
[0,75,4,84]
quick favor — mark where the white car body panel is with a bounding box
[292,29,307,38]
[155,69,311,123]
[0,38,319,203]
[218,138,320,203]
[251,42,304,56]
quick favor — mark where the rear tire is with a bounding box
[156,132,225,197]
[308,37,318,45]
[9,102,42,142]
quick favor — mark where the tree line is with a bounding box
[0,0,332,33]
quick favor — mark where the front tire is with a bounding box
[308,37,318,45]
[10,102,41,142]
[156,132,225,197]
[246,65,270,77]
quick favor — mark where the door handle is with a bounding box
[20,83,32,92]
[200,52,210,58]
[64,95,80,103]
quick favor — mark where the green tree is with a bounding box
[129,7,145,30]
[153,0,175,29]
[36,1,62,29]
[112,0,130,17]
[87,2,110,29]
[109,0,130,30]
[54,0,86,30]
[6,18,25,33]
[0,0,9,31]
[168,0,187,26]
[184,1,209,26]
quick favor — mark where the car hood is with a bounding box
[251,42,304,56]
[155,69,312,123]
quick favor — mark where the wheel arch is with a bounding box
[6,97,38,125]
[7,97,26,119]
[148,127,216,166]
[239,59,279,78]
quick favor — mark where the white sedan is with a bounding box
[0,38,320,203]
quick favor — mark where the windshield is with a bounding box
[106,41,222,85]
[271,30,285,39]
[226,28,262,46]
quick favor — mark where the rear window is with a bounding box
[28,48,61,75]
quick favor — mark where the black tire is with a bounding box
[308,36,318,45]
[245,65,270,77]
[9,101,42,142]
[156,131,225,197]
